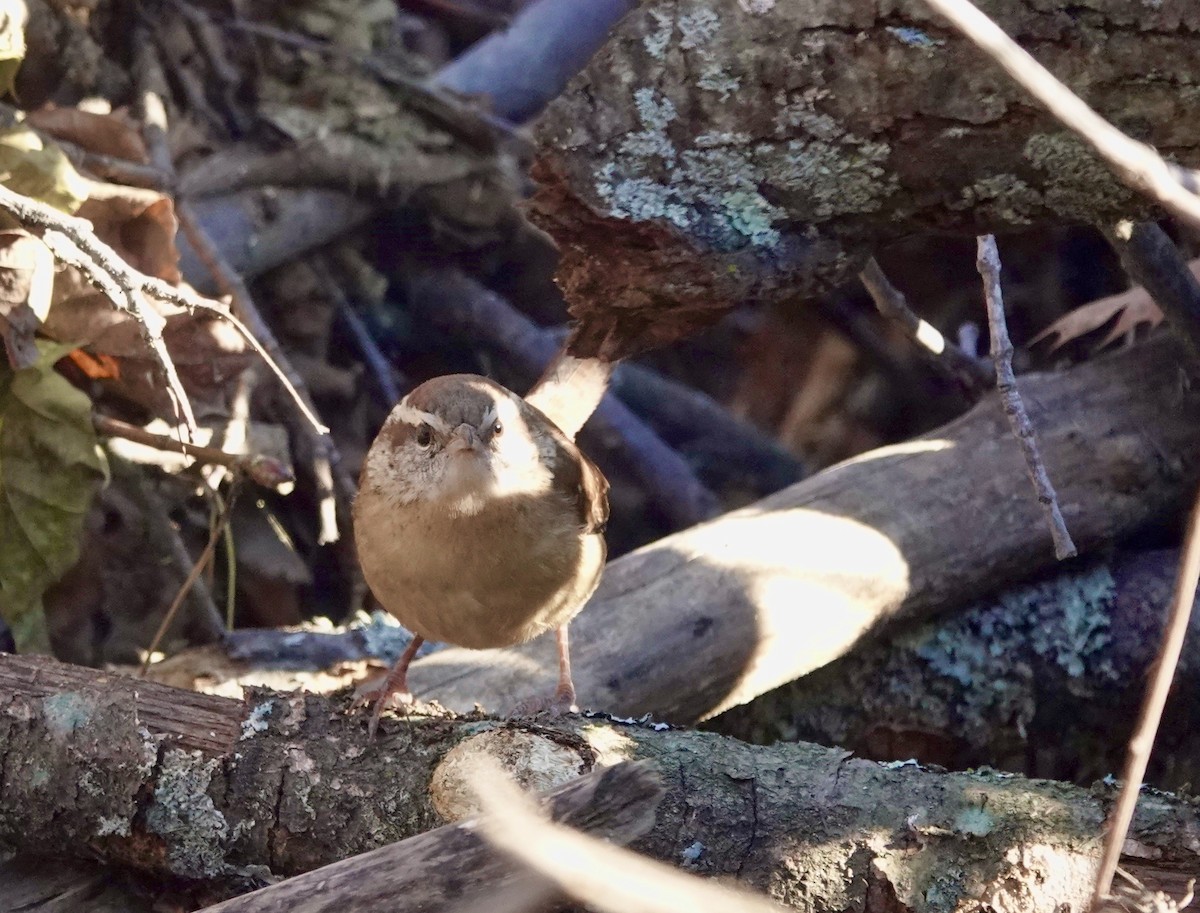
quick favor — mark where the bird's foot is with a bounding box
[507,684,579,720]
[353,673,414,739]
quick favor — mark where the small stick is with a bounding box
[1092,487,1200,907]
[93,413,294,490]
[976,235,1077,560]
[859,256,993,394]
[135,34,350,543]
[139,483,240,675]
[921,0,1200,230]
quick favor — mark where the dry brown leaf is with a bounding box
[1027,260,1200,353]
[26,105,149,164]
[0,229,53,369]
[75,179,180,283]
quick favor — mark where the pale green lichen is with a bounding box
[240,700,274,740]
[41,693,94,737]
[678,10,740,99]
[953,805,995,837]
[642,9,674,60]
[1023,133,1135,218]
[597,89,785,248]
[145,749,229,879]
[886,25,943,49]
[775,138,895,218]
[963,175,1040,225]
[913,563,1118,707]
[96,816,131,837]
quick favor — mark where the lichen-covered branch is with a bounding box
[532,0,1200,355]
[715,547,1200,787]
[2,653,1199,913]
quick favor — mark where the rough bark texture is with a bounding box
[199,762,662,913]
[3,653,1200,913]
[406,335,1200,721]
[714,547,1200,788]
[531,0,1200,355]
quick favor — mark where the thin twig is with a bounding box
[859,256,993,394]
[921,0,1200,230]
[93,413,294,490]
[976,235,1077,560]
[318,255,404,405]
[1101,221,1200,361]
[110,454,225,643]
[471,759,785,913]
[134,33,349,543]
[138,482,240,675]
[1093,487,1200,907]
[175,205,348,543]
[0,182,197,433]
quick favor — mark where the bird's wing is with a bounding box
[525,349,614,442]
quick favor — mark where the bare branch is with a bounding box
[433,0,639,124]
[921,0,1200,230]
[0,182,198,433]
[1093,487,1200,905]
[859,256,993,394]
[94,414,294,490]
[1102,221,1200,361]
[977,235,1076,560]
[472,759,788,913]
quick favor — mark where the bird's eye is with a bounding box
[492,419,503,438]
[416,424,433,448]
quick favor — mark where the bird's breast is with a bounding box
[353,487,605,649]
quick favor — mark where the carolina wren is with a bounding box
[353,354,611,734]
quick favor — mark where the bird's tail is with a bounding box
[525,349,614,441]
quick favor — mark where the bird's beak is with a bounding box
[448,423,482,454]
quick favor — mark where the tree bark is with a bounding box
[1,653,1198,913]
[406,335,1200,721]
[714,546,1200,788]
[531,0,1200,354]
[199,762,662,913]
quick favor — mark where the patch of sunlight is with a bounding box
[679,508,910,714]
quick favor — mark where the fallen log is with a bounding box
[0,653,1197,913]
[531,0,1200,356]
[406,335,1200,721]
[715,547,1200,788]
[198,761,662,913]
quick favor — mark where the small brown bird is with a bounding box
[353,354,612,734]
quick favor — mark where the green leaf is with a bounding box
[0,125,89,214]
[0,0,27,98]
[0,342,107,652]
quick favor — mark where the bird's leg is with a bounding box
[366,634,424,739]
[554,624,578,710]
[508,625,579,717]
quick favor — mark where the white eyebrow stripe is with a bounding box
[481,405,498,429]
[392,402,451,434]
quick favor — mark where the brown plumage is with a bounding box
[353,357,610,734]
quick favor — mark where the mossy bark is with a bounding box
[713,547,1200,789]
[532,0,1200,354]
[2,653,1199,912]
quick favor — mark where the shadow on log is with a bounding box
[406,335,1200,720]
